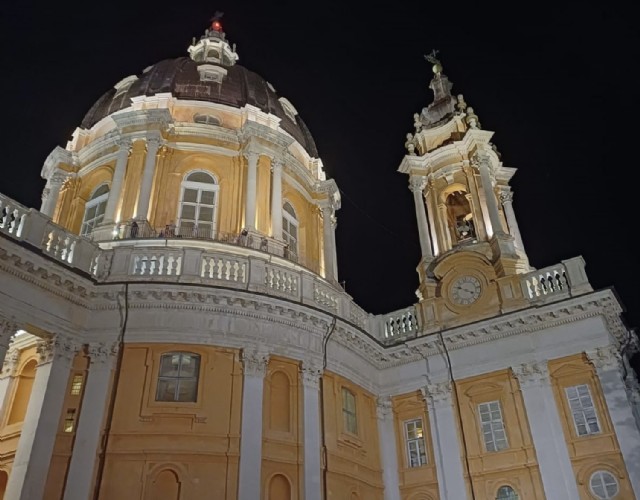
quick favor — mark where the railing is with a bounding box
[522,265,569,301]
[264,265,299,296]
[0,194,28,238]
[380,306,419,340]
[131,251,183,276]
[201,253,247,284]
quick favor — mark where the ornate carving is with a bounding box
[511,361,549,387]
[2,349,21,377]
[50,171,69,185]
[270,158,284,173]
[41,187,51,202]
[376,395,393,420]
[36,336,79,365]
[241,349,269,377]
[413,113,423,133]
[409,176,427,194]
[243,151,260,164]
[499,190,514,204]
[88,341,119,364]
[422,381,452,406]
[145,136,163,151]
[405,133,416,155]
[301,359,322,389]
[0,318,18,348]
[116,138,132,150]
[586,345,622,372]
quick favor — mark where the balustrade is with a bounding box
[201,254,247,283]
[0,195,28,238]
[131,251,182,276]
[313,283,338,311]
[42,226,79,264]
[265,266,298,296]
[382,307,418,340]
[522,266,568,300]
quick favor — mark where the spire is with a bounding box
[188,13,239,66]
[416,50,457,128]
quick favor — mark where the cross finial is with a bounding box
[424,49,443,75]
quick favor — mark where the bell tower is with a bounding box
[400,52,532,329]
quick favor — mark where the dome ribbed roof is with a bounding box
[81,57,318,157]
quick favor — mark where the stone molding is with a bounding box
[36,336,79,365]
[376,395,393,420]
[421,381,452,406]
[87,341,119,365]
[1,350,21,377]
[511,361,549,387]
[241,349,269,377]
[300,359,322,389]
[586,345,622,373]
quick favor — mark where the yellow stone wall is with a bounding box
[391,391,440,500]
[322,372,384,499]
[262,356,303,499]
[549,354,634,499]
[456,369,545,499]
[97,344,243,500]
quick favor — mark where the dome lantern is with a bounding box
[188,13,239,66]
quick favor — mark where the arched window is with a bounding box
[445,190,475,243]
[282,202,298,260]
[177,171,218,239]
[269,371,291,432]
[146,469,181,500]
[8,359,37,424]
[155,352,201,402]
[496,485,519,500]
[589,471,619,499]
[81,184,109,236]
[193,114,221,126]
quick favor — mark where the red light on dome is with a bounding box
[212,21,222,31]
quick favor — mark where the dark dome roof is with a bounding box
[81,57,318,156]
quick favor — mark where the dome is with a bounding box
[81,57,318,157]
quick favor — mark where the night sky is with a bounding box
[1,4,638,349]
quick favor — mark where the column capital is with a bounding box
[586,345,622,373]
[376,395,393,420]
[243,150,260,162]
[115,137,132,150]
[0,318,18,347]
[300,359,322,389]
[512,361,550,387]
[421,381,452,406]
[49,170,70,185]
[270,157,284,173]
[1,349,21,377]
[36,336,79,366]
[87,341,119,365]
[144,136,163,151]
[499,189,514,204]
[241,348,269,377]
[409,175,427,193]
[471,150,492,169]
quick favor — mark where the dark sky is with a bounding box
[1,3,638,339]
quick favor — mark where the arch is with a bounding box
[495,485,519,500]
[193,114,222,126]
[282,201,299,260]
[80,183,110,236]
[177,170,219,238]
[268,473,291,500]
[145,468,181,500]
[350,492,360,500]
[0,469,8,498]
[8,359,37,425]
[269,370,291,432]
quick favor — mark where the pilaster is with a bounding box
[301,359,322,500]
[376,395,401,500]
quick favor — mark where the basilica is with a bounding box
[0,20,639,500]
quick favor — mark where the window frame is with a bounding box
[495,485,519,500]
[80,184,110,237]
[589,470,619,499]
[477,400,509,452]
[176,171,219,238]
[282,201,299,260]
[404,418,428,468]
[565,383,601,437]
[341,387,358,436]
[155,352,201,403]
[70,374,84,396]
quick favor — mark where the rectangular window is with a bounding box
[342,388,358,435]
[156,352,201,402]
[478,400,509,452]
[565,384,600,436]
[63,408,76,433]
[404,418,427,467]
[70,374,83,396]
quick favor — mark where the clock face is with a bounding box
[450,275,482,306]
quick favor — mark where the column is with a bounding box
[463,164,487,240]
[437,203,452,251]
[376,396,401,500]
[270,158,283,239]
[238,349,268,500]
[40,172,67,218]
[104,139,131,223]
[511,362,580,499]
[0,318,17,368]
[320,203,336,282]
[135,136,161,220]
[499,189,526,252]
[0,351,20,417]
[474,152,504,237]
[301,360,322,500]
[5,336,77,500]
[409,176,433,260]
[63,342,117,500]
[422,382,468,500]
[244,151,259,231]
[587,346,640,498]
[425,179,439,256]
